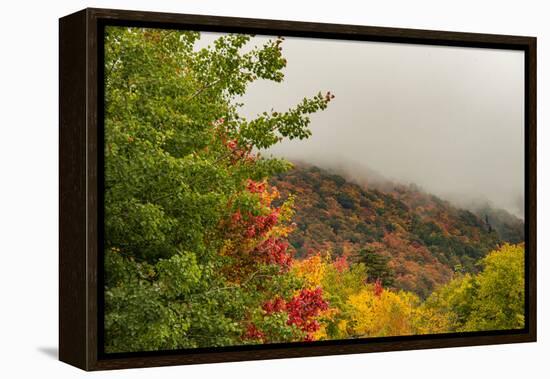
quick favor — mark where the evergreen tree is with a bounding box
[358,247,395,287]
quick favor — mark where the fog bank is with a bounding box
[200,32,525,218]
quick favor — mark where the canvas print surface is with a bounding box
[102,26,525,354]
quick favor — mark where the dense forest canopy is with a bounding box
[271,164,524,298]
[103,26,525,353]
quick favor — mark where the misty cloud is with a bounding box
[200,32,525,218]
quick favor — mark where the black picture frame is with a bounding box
[59,7,537,371]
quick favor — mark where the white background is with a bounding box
[0,0,547,377]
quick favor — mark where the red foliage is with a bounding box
[252,237,293,270]
[333,254,349,273]
[226,139,238,150]
[221,180,292,281]
[246,179,266,194]
[230,210,242,225]
[245,211,280,238]
[243,323,265,342]
[263,296,286,314]
[228,208,280,239]
[224,137,255,164]
[214,119,256,164]
[261,288,329,341]
[286,288,329,339]
[374,278,384,297]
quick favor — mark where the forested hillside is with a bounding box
[271,164,524,298]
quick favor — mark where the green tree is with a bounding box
[463,243,525,330]
[358,247,395,287]
[422,243,525,332]
[103,26,332,352]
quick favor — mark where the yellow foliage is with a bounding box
[266,194,296,239]
[412,306,452,334]
[292,253,330,289]
[258,181,280,206]
[336,319,348,336]
[421,243,525,333]
[346,288,419,337]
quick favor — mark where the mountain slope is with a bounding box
[270,164,524,298]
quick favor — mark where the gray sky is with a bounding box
[199,32,525,218]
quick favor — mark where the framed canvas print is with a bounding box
[59,8,537,371]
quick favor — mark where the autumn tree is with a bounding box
[103,26,333,352]
[422,243,525,332]
[358,246,395,287]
